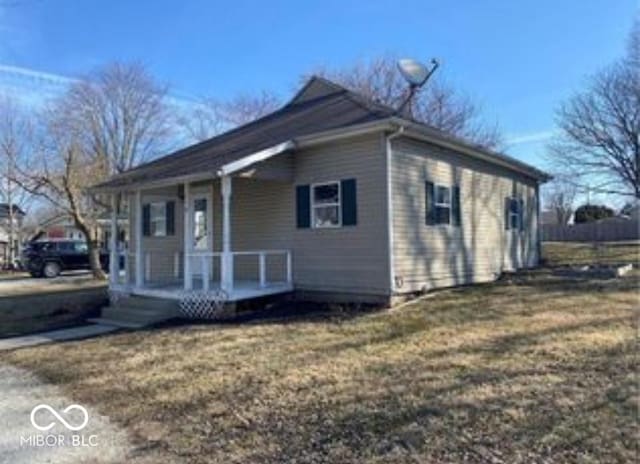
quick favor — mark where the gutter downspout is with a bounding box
[386,125,405,299]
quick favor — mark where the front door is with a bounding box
[191,194,213,285]
[193,196,210,251]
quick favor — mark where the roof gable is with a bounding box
[288,76,346,105]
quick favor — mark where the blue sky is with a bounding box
[0,0,637,170]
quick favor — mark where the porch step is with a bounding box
[86,318,147,329]
[92,295,180,328]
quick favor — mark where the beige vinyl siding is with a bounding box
[292,134,390,296]
[211,177,293,282]
[128,186,184,285]
[237,152,294,182]
[391,137,539,293]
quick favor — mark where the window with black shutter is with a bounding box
[506,197,523,231]
[426,182,461,226]
[297,178,358,229]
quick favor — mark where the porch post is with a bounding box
[134,190,143,288]
[124,193,130,285]
[221,175,233,293]
[109,193,118,286]
[183,182,192,290]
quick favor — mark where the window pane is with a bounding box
[436,186,450,205]
[510,198,519,213]
[313,183,339,204]
[510,213,519,229]
[436,206,450,224]
[74,242,88,253]
[313,206,339,227]
[152,219,166,236]
[193,199,208,250]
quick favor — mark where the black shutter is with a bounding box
[341,178,357,226]
[166,201,175,236]
[296,185,311,229]
[452,185,461,227]
[425,181,436,225]
[518,198,525,231]
[504,197,511,230]
[142,204,151,236]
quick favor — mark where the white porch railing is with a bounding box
[185,250,292,292]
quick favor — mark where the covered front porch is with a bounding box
[107,171,294,303]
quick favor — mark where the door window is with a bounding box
[193,198,209,250]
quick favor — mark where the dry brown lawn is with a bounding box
[2,243,639,463]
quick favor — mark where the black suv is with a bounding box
[22,240,110,278]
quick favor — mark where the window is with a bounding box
[506,197,524,230]
[193,198,208,250]
[150,202,167,237]
[312,181,341,228]
[74,242,88,253]
[426,182,461,226]
[435,185,451,225]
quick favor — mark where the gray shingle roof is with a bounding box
[95,77,394,190]
[95,76,549,190]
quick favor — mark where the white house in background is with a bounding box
[34,213,128,248]
[0,203,25,269]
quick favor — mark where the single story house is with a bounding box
[94,76,550,307]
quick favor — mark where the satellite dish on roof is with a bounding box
[396,58,439,117]
[397,59,430,86]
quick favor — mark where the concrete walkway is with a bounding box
[0,324,118,351]
[0,363,131,463]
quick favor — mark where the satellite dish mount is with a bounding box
[396,58,439,116]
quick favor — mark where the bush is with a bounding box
[574,204,615,223]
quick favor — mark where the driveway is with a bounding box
[0,363,131,463]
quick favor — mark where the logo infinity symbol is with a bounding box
[30,404,89,432]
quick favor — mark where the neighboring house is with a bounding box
[0,203,26,269]
[36,214,85,241]
[94,76,550,306]
[33,213,128,248]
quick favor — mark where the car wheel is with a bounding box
[43,261,61,278]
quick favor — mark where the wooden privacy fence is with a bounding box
[542,218,640,242]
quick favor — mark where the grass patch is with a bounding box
[543,241,640,267]
[2,244,639,463]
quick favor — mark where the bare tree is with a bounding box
[59,62,172,174]
[178,91,280,142]
[0,96,32,269]
[312,55,502,148]
[14,62,171,279]
[543,178,577,225]
[549,22,640,199]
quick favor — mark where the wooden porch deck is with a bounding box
[113,279,293,302]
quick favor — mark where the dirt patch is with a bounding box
[0,286,107,338]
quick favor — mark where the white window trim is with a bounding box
[311,180,342,229]
[434,183,452,226]
[149,201,167,237]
